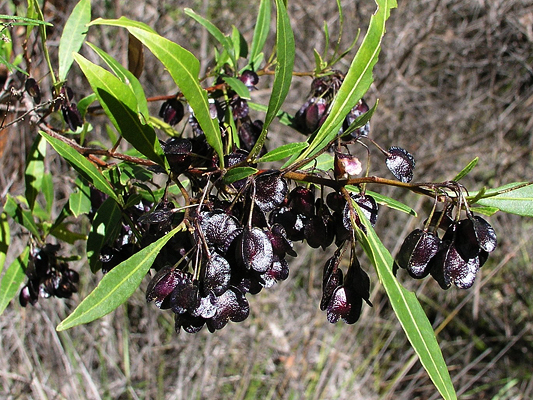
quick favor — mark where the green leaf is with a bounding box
[469,182,533,217]
[248,101,294,126]
[58,0,91,81]
[77,93,97,117]
[257,142,309,163]
[0,212,10,272]
[39,131,120,204]
[69,178,91,217]
[41,172,54,216]
[89,18,224,165]
[87,197,123,272]
[57,225,182,331]
[85,42,149,118]
[224,167,258,184]
[24,134,46,211]
[231,25,248,59]
[74,54,166,167]
[0,14,53,26]
[184,8,236,68]
[452,157,478,182]
[295,0,397,163]
[3,195,41,238]
[0,247,29,315]
[249,0,271,68]
[352,202,456,400]
[50,223,87,244]
[223,76,251,99]
[249,0,295,160]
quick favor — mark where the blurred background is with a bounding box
[1,0,532,399]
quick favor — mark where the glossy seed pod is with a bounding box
[254,171,288,212]
[237,227,274,273]
[386,146,415,183]
[396,229,441,278]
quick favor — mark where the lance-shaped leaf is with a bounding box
[453,157,478,182]
[74,54,166,167]
[39,131,120,204]
[469,182,533,217]
[249,0,271,68]
[57,225,182,331]
[85,42,149,118]
[0,247,29,315]
[294,0,397,163]
[4,195,41,239]
[24,134,46,211]
[352,202,457,400]
[257,142,308,163]
[88,17,224,165]
[0,213,9,271]
[249,0,295,160]
[58,0,91,81]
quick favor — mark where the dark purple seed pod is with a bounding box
[25,78,41,103]
[65,269,79,283]
[269,207,305,242]
[294,97,328,134]
[472,216,497,253]
[320,251,343,311]
[342,193,379,232]
[386,147,415,183]
[203,253,231,296]
[231,97,249,119]
[146,266,189,309]
[238,227,273,273]
[239,70,259,88]
[345,256,372,307]
[289,186,315,217]
[62,103,83,131]
[326,192,345,213]
[238,119,263,151]
[175,313,205,334]
[190,292,217,319]
[207,287,250,332]
[326,285,363,324]
[396,229,441,278]
[424,209,454,231]
[19,285,37,307]
[262,256,290,288]
[200,211,243,254]
[454,218,482,260]
[170,277,200,315]
[304,215,329,249]
[267,223,297,258]
[254,171,288,212]
[159,98,185,125]
[161,137,193,171]
[443,244,479,289]
[342,99,370,139]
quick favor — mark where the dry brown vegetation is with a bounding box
[1,0,533,399]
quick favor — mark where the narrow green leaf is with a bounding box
[57,225,181,331]
[249,0,295,160]
[223,76,251,99]
[469,182,533,217]
[0,247,29,315]
[224,167,258,184]
[89,19,223,165]
[58,0,91,81]
[257,142,309,163]
[50,223,87,244]
[452,157,479,182]
[74,54,166,167]
[248,101,293,126]
[77,93,97,117]
[87,197,123,272]
[295,0,397,163]
[0,14,53,26]
[88,17,157,33]
[39,131,120,204]
[41,172,54,216]
[24,134,46,211]
[3,195,41,238]
[0,212,10,271]
[352,202,457,400]
[69,178,91,217]
[249,0,271,68]
[184,8,236,67]
[86,42,149,118]
[231,25,248,59]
